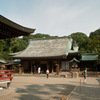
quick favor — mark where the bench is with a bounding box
[0,70,14,89]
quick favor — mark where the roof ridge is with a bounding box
[29,37,68,41]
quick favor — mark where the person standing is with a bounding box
[46,69,49,78]
[83,68,87,84]
[34,66,36,74]
[38,67,41,74]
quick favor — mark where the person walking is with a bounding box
[46,69,49,78]
[83,68,87,84]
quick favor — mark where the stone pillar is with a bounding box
[51,65,54,73]
[71,72,79,78]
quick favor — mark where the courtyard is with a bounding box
[0,75,100,100]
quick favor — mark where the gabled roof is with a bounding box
[80,53,98,61]
[12,38,79,59]
[69,58,80,62]
[0,15,35,39]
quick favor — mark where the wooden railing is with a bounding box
[0,70,14,80]
[0,70,14,89]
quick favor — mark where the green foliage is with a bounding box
[88,35,100,62]
[90,28,100,38]
[69,32,89,52]
[10,38,28,52]
[23,33,51,42]
[0,40,6,57]
[0,37,28,59]
[2,51,12,60]
[89,29,100,62]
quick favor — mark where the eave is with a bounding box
[12,54,68,60]
[0,15,35,39]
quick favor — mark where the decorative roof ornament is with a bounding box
[73,41,79,52]
[73,41,78,47]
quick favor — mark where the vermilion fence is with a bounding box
[0,70,14,80]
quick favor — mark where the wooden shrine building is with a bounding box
[11,38,81,74]
[79,53,98,71]
[0,15,35,39]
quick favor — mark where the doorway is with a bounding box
[41,64,47,74]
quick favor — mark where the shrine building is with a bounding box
[11,38,81,74]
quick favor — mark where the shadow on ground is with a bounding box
[68,78,100,100]
[96,78,100,85]
[14,84,75,100]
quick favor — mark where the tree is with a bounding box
[10,38,28,53]
[89,29,100,62]
[0,40,6,58]
[89,28,100,38]
[0,38,28,60]
[69,32,89,52]
[23,33,51,42]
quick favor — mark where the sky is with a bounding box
[0,0,100,37]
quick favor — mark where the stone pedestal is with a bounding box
[71,72,79,78]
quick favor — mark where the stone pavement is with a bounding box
[0,76,100,100]
[68,77,100,100]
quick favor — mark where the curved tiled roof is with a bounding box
[81,53,98,61]
[0,15,35,39]
[12,38,79,58]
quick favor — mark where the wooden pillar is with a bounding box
[31,62,33,74]
[19,66,21,74]
[56,63,60,75]
[48,61,53,73]
[21,61,24,74]
[51,65,54,73]
[47,64,49,69]
[50,61,54,73]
